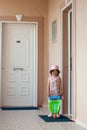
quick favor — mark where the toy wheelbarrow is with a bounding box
[48,95,61,118]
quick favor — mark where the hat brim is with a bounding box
[50,69,60,74]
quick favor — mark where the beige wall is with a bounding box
[48,0,63,72]
[76,0,87,126]
[0,0,47,16]
[48,0,87,128]
[0,0,48,107]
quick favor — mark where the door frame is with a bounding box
[0,21,38,107]
[61,0,76,120]
[68,9,72,116]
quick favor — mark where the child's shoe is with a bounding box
[48,113,52,117]
[56,114,60,118]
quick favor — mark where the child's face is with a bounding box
[52,69,58,76]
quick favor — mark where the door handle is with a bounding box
[13,68,23,71]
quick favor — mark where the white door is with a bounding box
[2,23,37,107]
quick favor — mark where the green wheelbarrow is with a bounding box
[48,95,61,118]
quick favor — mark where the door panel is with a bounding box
[8,34,30,66]
[2,23,36,107]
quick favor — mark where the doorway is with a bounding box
[1,22,38,107]
[62,3,72,115]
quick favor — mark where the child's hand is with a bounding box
[60,93,64,99]
[61,94,64,100]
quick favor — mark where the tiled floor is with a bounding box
[0,107,87,130]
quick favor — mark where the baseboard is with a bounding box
[76,119,87,129]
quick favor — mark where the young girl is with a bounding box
[47,65,62,117]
